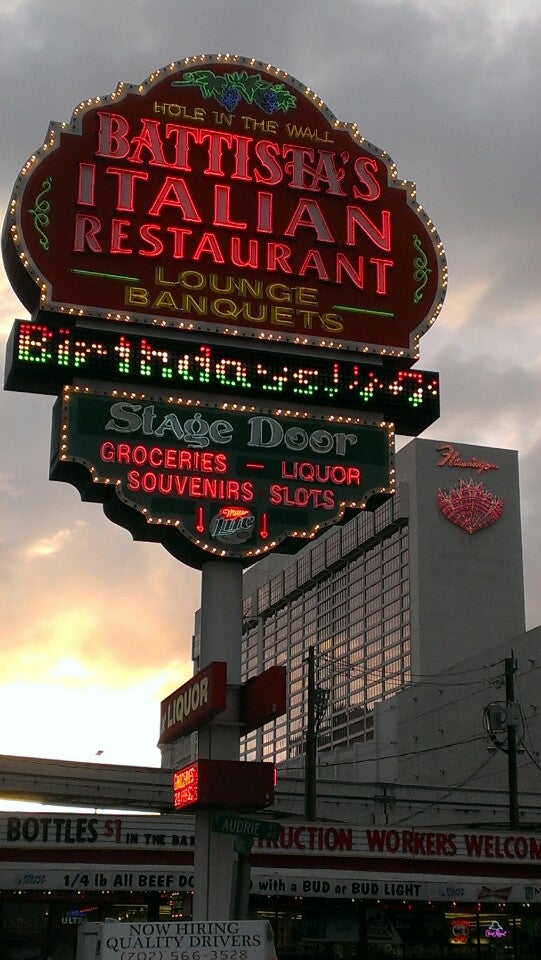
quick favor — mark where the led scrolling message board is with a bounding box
[3,55,446,359]
[6,318,439,435]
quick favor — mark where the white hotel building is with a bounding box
[232,436,528,792]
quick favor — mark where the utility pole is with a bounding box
[483,653,521,831]
[305,645,317,820]
[304,646,330,821]
[505,654,520,830]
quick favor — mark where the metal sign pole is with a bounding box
[230,837,253,920]
[193,560,244,920]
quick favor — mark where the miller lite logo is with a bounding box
[210,507,256,545]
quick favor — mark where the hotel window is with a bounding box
[270,573,283,605]
[297,553,311,586]
[284,564,297,595]
[312,541,326,576]
[326,530,341,566]
[257,582,270,612]
[341,520,357,554]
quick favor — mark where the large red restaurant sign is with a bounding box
[3,55,446,359]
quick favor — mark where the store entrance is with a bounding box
[252,899,540,960]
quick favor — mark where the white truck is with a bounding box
[76,919,277,960]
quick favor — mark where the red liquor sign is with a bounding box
[3,55,446,359]
[241,665,287,733]
[158,661,228,745]
[49,387,394,568]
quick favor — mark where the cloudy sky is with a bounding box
[0,0,539,770]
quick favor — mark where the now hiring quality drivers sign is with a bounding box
[94,920,277,960]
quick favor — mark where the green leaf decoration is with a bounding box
[172,69,297,115]
[412,234,431,304]
[28,176,53,252]
[225,71,266,102]
[173,70,228,99]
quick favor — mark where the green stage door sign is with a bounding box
[51,387,394,568]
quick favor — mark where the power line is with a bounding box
[315,729,491,769]
[387,754,496,827]
[520,742,541,775]
[408,658,508,680]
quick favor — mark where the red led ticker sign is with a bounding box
[173,762,200,809]
[158,660,227,745]
[50,387,394,569]
[173,759,276,811]
[3,55,446,359]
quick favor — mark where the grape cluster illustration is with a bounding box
[253,89,279,115]
[173,69,297,115]
[218,86,243,111]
